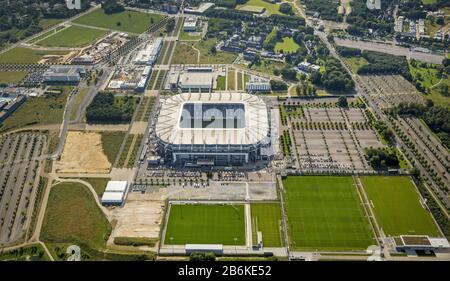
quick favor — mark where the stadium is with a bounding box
[154,92,271,167]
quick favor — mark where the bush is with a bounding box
[270,80,288,91]
[189,252,216,261]
[114,237,158,247]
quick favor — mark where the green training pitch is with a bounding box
[164,204,246,245]
[361,176,440,237]
[251,203,283,247]
[284,176,375,251]
[36,25,107,47]
[74,8,164,34]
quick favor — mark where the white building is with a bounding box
[43,66,83,83]
[134,38,163,65]
[183,16,198,32]
[101,181,128,206]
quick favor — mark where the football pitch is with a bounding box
[251,203,283,247]
[361,176,441,237]
[283,176,375,251]
[164,204,246,245]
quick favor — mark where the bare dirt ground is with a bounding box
[108,192,165,239]
[129,121,148,134]
[55,131,111,173]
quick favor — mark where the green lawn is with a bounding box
[345,57,369,73]
[236,0,283,15]
[251,203,283,247]
[172,42,198,64]
[100,131,126,164]
[361,176,441,237]
[275,37,300,54]
[0,87,71,132]
[216,75,226,90]
[39,19,64,30]
[284,176,375,251]
[0,47,68,64]
[41,182,111,248]
[0,244,50,261]
[0,71,28,83]
[80,177,110,198]
[37,25,106,47]
[165,204,246,245]
[74,8,164,34]
[179,30,202,41]
[227,69,236,90]
[248,59,285,76]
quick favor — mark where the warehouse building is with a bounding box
[101,181,128,206]
[43,66,84,84]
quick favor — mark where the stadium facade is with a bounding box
[154,92,272,167]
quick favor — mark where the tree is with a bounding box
[338,96,348,108]
[279,3,294,15]
[189,252,216,261]
[210,46,217,55]
[165,18,175,33]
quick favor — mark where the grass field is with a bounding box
[80,177,110,198]
[216,75,226,90]
[251,203,283,247]
[173,38,237,65]
[0,87,71,132]
[41,182,111,248]
[0,47,68,64]
[236,0,282,15]
[100,131,126,164]
[165,204,246,245]
[179,30,202,41]
[0,71,28,83]
[39,19,63,30]
[361,176,441,237]
[284,176,375,251]
[275,37,300,54]
[69,88,89,121]
[248,59,284,76]
[227,69,236,90]
[345,57,369,73]
[37,25,106,47]
[74,9,163,34]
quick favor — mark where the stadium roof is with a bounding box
[155,92,269,146]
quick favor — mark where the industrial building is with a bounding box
[101,181,128,206]
[134,38,163,65]
[168,67,214,92]
[0,94,26,122]
[42,66,85,84]
[154,92,271,166]
[183,16,198,32]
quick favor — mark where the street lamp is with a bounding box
[234,237,237,255]
[170,237,174,255]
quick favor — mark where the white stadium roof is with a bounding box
[155,92,269,146]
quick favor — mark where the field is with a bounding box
[236,0,282,15]
[55,131,112,173]
[0,71,28,83]
[274,37,300,54]
[284,176,375,251]
[344,57,369,73]
[100,131,125,164]
[173,38,237,65]
[0,47,68,64]
[80,177,110,198]
[216,75,226,90]
[36,25,107,47]
[251,203,283,247]
[248,59,285,76]
[41,182,111,248]
[74,9,163,34]
[361,176,441,237]
[0,87,71,132]
[179,30,202,41]
[164,204,246,245]
[38,19,63,30]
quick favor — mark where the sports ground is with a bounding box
[164,204,246,245]
[283,176,376,251]
[361,176,441,237]
[251,203,283,247]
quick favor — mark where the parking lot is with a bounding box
[358,75,424,109]
[281,101,383,172]
[0,132,46,244]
